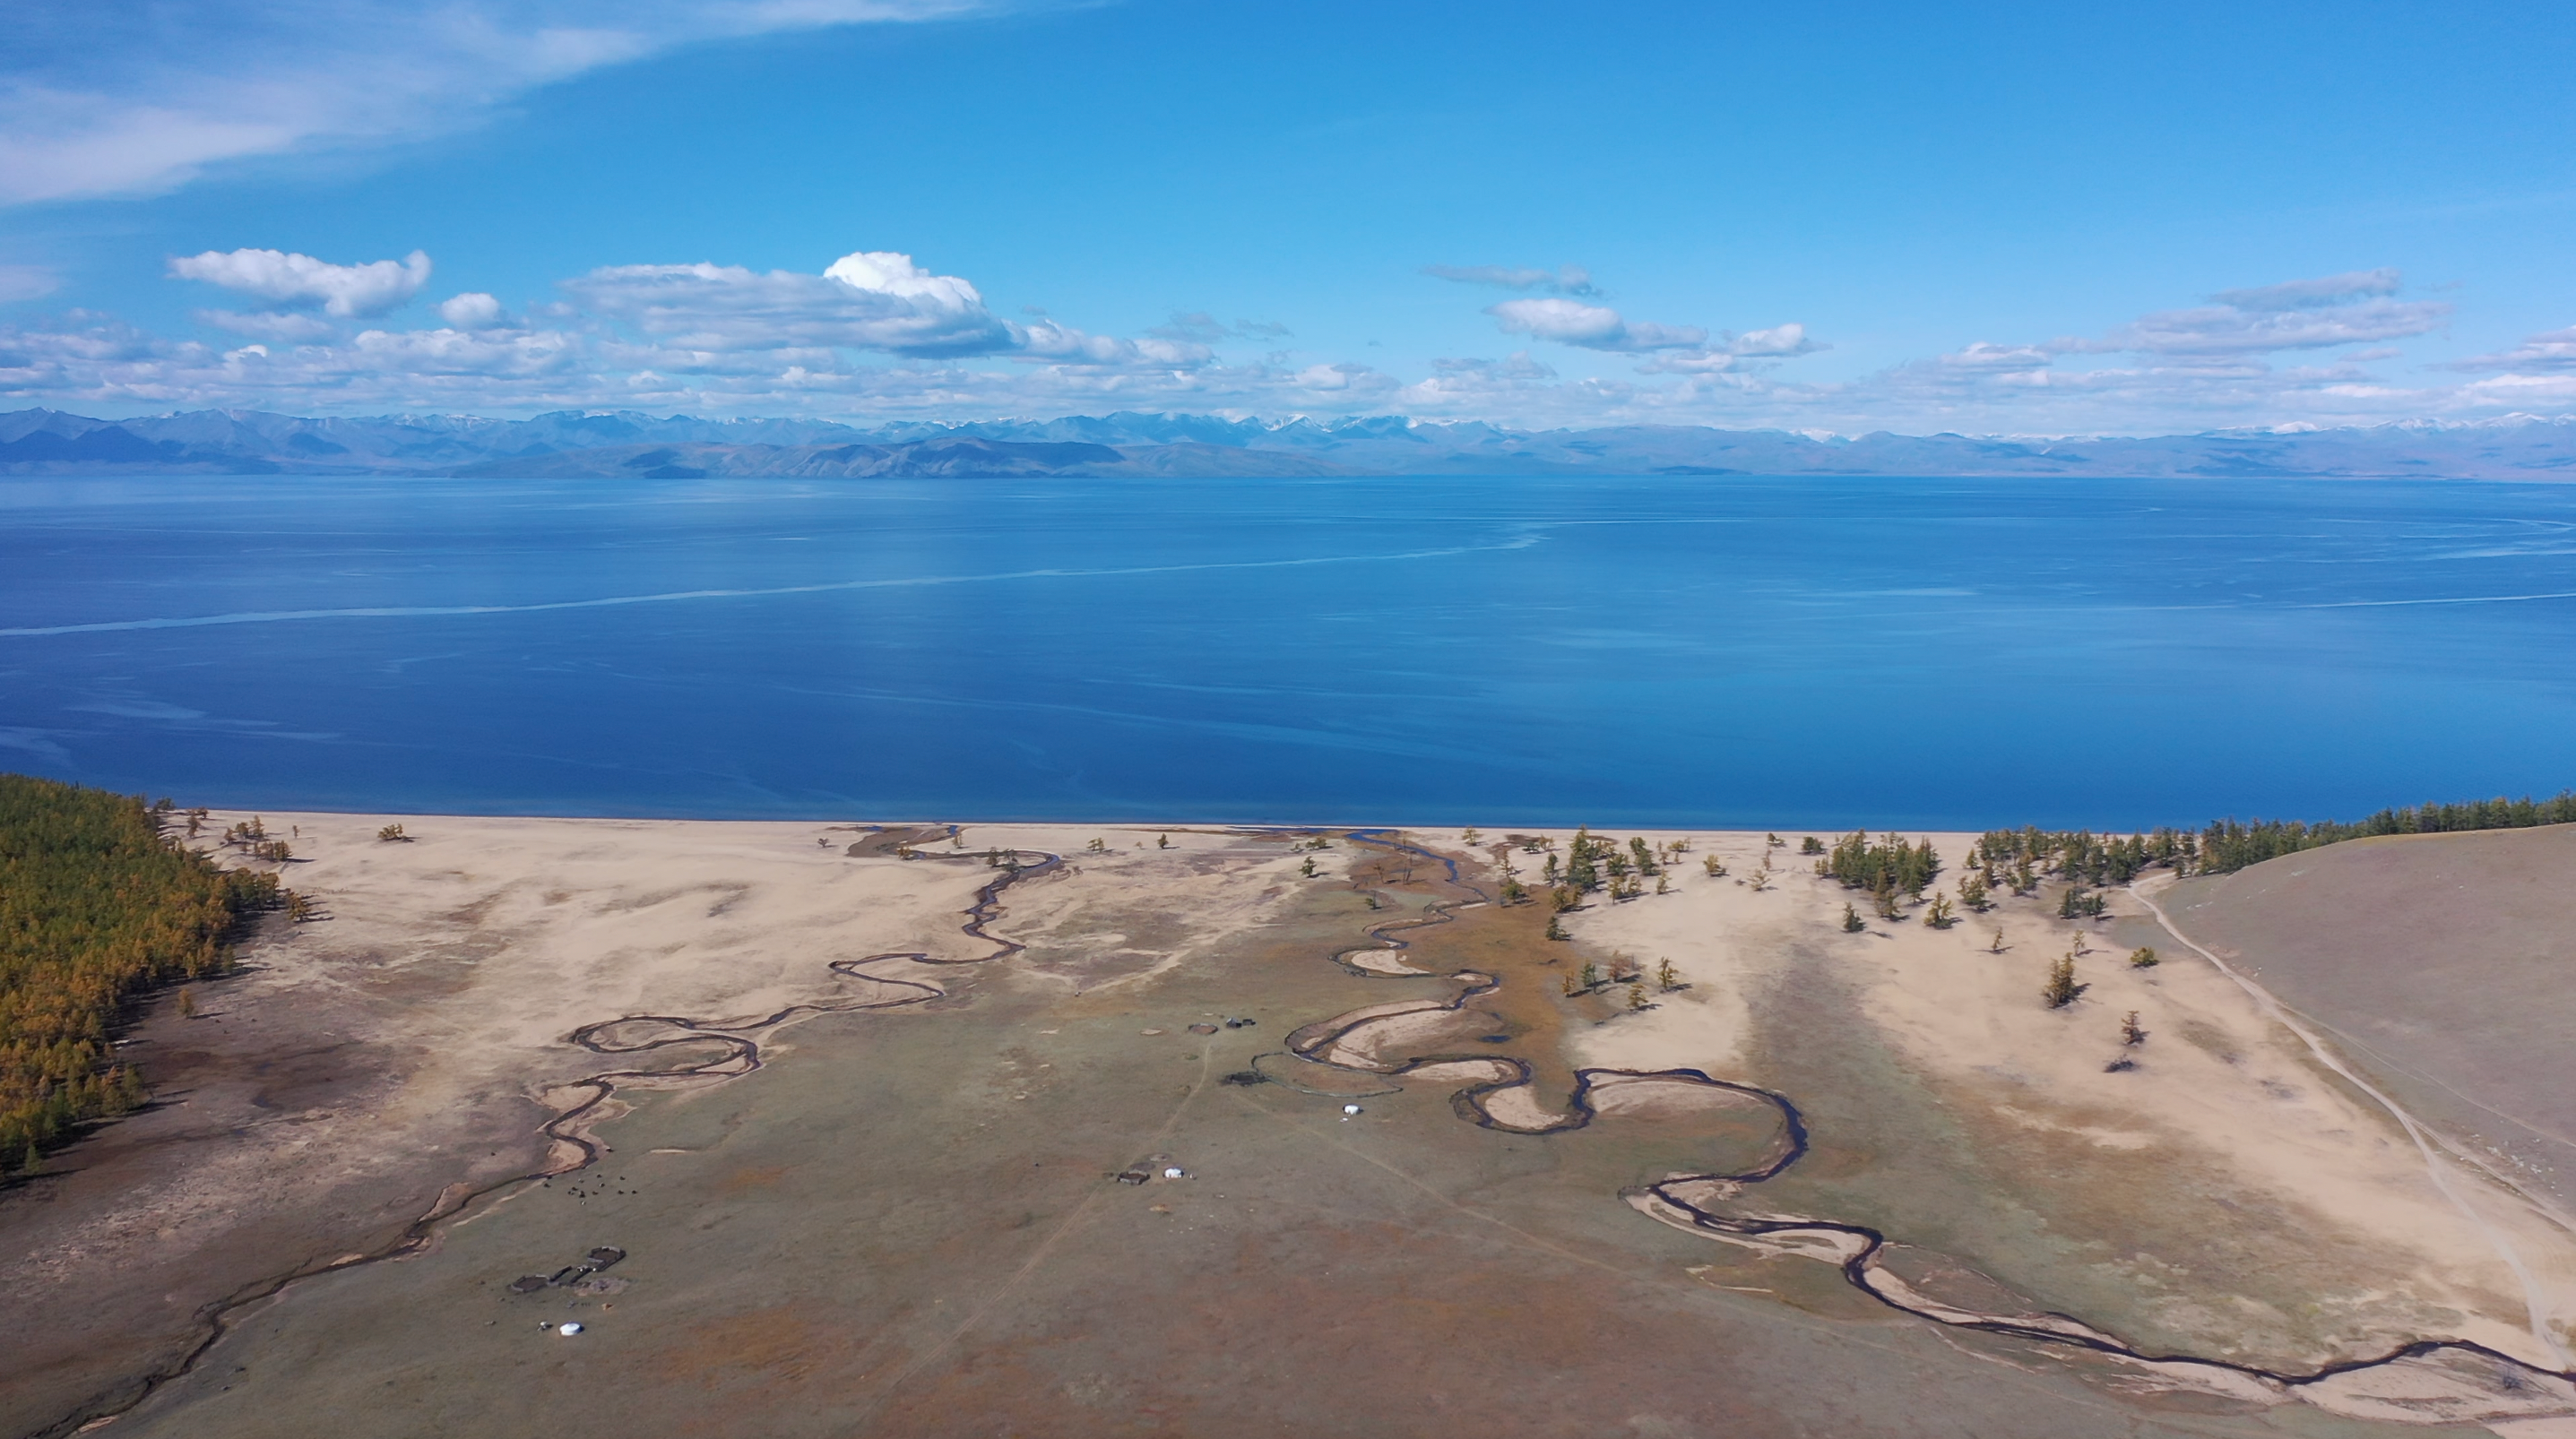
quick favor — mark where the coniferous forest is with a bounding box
[0,773,277,1179]
[1816,790,2575,912]
[2193,792,2576,874]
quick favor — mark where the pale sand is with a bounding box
[1538,827,2576,1383]
[1395,1058,1518,1087]
[1478,1081,1573,1132]
[1585,1072,1771,1119]
[1318,1005,1485,1071]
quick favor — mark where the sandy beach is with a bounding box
[7,812,2573,1438]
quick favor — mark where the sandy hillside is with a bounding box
[1544,825,2576,1393]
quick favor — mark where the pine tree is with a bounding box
[2044,953,2084,1009]
[2121,1011,2147,1046]
[1841,902,1865,933]
[177,987,195,1018]
[1301,857,1318,878]
[1567,826,1599,891]
[1544,915,1569,941]
[1924,893,1955,928]
[2128,945,2157,969]
[1656,957,1679,990]
[1958,872,1989,911]
[1989,929,2006,953]
[1579,961,1599,990]
[1702,854,1726,877]
[1561,973,1580,996]
[1157,833,1171,849]
[1628,982,1649,1012]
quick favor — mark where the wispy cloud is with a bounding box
[2445,324,2576,375]
[0,263,59,302]
[0,0,993,205]
[1147,312,1292,343]
[2210,269,2402,312]
[1424,263,1601,297]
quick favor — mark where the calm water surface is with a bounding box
[3,472,2572,830]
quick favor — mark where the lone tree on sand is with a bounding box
[1656,957,1680,990]
[2122,1011,2148,1046]
[2129,946,2158,969]
[1923,893,1956,928]
[1628,982,1649,1012]
[1841,902,1866,934]
[1544,915,1569,941]
[2043,954,2085,1010]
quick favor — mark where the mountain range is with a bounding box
[3,407,2572,480]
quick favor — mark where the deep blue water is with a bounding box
[3,472,2573,831]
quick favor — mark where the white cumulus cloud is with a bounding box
[4,255,2565,435]
[1487,297,1707,352]
[169,247,431,317]
[566,250,1016,357]
[437,292,512,330]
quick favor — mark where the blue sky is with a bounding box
[4,0,2573,433]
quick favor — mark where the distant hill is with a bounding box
[3,406,2572,479]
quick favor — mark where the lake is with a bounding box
[3,471,2572,832]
